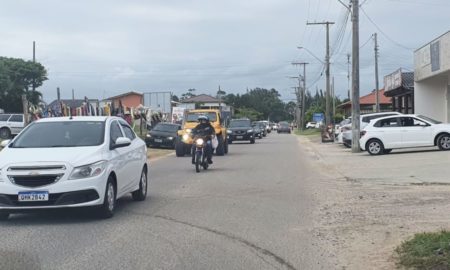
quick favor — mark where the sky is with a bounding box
[0,0,449,104]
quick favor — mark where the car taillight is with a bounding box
[360,130,366,137]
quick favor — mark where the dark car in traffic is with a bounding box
[146,123,181,148]
[277,122,291,134]
[227,119,255,144]
[252,123,263,139]
[252,121,267,137]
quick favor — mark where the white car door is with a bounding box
[109,120,131,196]
[119,120,144,188]
[374,117,403,148]
[399,117,433,147]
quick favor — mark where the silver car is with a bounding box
[0,114,25,139]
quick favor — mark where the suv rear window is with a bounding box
[374,117,400,127]
[9,115,23,122]
[0,114,11,121]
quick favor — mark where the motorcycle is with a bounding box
[191,135,210,173]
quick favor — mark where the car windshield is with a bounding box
[153,124,179,132]
[229,120,251,127]
[11,121,105,148]
[186,112,217,122]
[417,115,442,124]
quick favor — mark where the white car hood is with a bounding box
[0,146,105,169]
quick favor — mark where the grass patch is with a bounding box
[294,128,321,136]
[396,231,450,269]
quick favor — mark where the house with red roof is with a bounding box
[338,89,392,117]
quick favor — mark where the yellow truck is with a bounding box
[175,109,229,157]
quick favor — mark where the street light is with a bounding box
[297,47,325,64]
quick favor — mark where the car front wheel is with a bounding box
[437,134,450,150]
[366,139,384,155]
[98,177,116,218]
[132,168,148,201]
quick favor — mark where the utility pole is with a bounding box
[32,41,36,93]
[331,76,336,124]
[289,78,301,129]
[374,33,380,113]
[307,21,334,127]
[347,53,351,101]
[351,0,361,153]
[292,62,309,131]
[72,89,75,100]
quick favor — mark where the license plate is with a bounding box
[236,136,243,139]
[18,191,49,202]
[154,139,163,143]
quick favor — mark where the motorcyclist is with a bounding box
[191,115,215,164]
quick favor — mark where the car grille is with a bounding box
[235,130,246,135]
[9,175,63,188]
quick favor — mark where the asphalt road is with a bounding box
[0,133,332,270]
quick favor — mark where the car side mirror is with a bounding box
[111,137,131,150]
[1,140,11,148]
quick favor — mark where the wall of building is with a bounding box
[415,31,450,82]
[113,94,143,108]
[415,75,448,122]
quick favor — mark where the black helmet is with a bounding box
[198,115,209,123]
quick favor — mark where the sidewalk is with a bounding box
[303,136,450,185]
[297,135,450,269]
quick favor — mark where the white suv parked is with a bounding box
[0,116,148,220]
[0,114,25,139]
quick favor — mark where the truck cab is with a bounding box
[175,109,229,157]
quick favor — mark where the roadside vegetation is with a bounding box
[396,231,450,269]
[294,128,321,136]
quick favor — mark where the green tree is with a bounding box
[181,88,196,100]
[0,57,48,112]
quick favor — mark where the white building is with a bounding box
[414,31,450,122]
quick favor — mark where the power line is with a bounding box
[360,6,414,51]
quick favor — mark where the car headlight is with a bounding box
[146,134,151,138]
[186,129,192,133]
[247,129,253,133]
[69,161,106,180]
[196,138,204,146]
[182,134,190,141]
[167,137,174,140]
[227,130,232,134]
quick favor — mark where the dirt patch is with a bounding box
[298,137,450,269]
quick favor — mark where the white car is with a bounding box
[0,113,25,139]
[0,116,148,220]
[360,114,450,155]
[306,122,317,129]
[341,112,403,147]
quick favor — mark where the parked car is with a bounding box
[342,112,403,147]
[252,123,263,139]
[0,116,148,220]
[335,118,351,142]
[360,114,450,155]
[306,122,317,129]
[277,122,291,133]
[0,114,25,139]
[145,123,181,148]
[227,118,256,144]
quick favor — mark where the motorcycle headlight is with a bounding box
[182,134,190,141]
[69,161,106,180]
[186,129,192,133]
[196,138,204,146]
[247,129,253,133]
[227,130,232,134]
